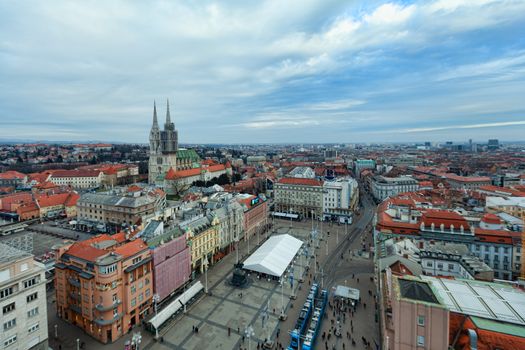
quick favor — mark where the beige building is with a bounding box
[49,170,103,189]
[0,243,49,350]
[274,177,324,219]
[77,187,166,232]
[180,215,220,273]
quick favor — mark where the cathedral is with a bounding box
[148,101,231,191]
[148,100,179,184]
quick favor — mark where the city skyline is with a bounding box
[1,0,525,143]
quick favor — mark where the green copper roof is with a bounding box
[470,316,525,338]
[177,148,201,161]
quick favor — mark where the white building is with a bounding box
[371,175,418,201]
[322,178,359,221]
[49,170,103,189]
[0,243,48,350]
[420,243,493,281]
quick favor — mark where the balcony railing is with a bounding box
[94,312,123,326]
[94,299,122,312]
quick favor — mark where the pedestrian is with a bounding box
[192,325,195,333]
[228,327,231,336]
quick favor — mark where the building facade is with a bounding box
[49,170,103,189]
[371,175,419,201]
[0,243,48,350]
[77,188,166,232]
[322,178,359,220]
[54,235,153,344]
[274,177,324,219]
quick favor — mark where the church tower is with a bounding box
[148,100,178,184]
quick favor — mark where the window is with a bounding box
[138,293,143,302]
[0,285,17,300]
[113,308,118,317]
[28,322,39,333]
[448,264,454,270]
[23,276,39,289]
[145,289,151,298]
[131,298,136,307]
[3,302,15,314]
[417,335,425,346]
[426,261,432,267]
[99,264,117,275]
[138,281,143,289]
[27,307,39,318]
[132,256,142,265]
[112,294,118,302]
[3,335,16,347]
[27,292,38,303]
[131,285,136,294]
[417,315,425,326]
[3,318,16,330]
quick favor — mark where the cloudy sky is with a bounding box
[1,0,525,144]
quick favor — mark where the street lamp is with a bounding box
[203,255,209,294]
[279,276,287,320]
[76,339,80,350]
[131,332,142,350]
[152,294,161,338]
[245,325,255,350]
[234,233,240,264]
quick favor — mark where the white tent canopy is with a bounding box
[243,234,303,277]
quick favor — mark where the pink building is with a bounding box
[150,234,191,301]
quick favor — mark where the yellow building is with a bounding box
[181,216,220,273]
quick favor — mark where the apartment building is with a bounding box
[274,177,324,219]
[77,187,166,232]
[322,178,359,221]
[371,175,419,201]
[179,215,220,273]
[0,243,48,350]
[236,194,268,243]
[54,234,153,343]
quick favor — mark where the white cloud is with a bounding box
[0,0,524,142]
[388,121,525,133]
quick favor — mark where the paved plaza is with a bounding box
[46,195,379,350]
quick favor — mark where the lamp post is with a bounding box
[245,325,255,350]
[203,255,209,294]
[131,332,142,350]
[235,233,240,264]
[279,276,287,320]
[152,294,160,338]
[76,339,80,350]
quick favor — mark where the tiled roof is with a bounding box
[481,213,502,225]
[444,173,491,183]
[36,192,79,208]
[50,169,101,178]
[421,209,469,229]
[277,177,323,186]
[113,238,148,259]
[0,171,26,180]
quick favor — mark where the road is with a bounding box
[276,189,379,350]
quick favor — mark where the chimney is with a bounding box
[467,329,478,350]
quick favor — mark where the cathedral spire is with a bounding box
[152,100,159,128]
[166,98,171,125]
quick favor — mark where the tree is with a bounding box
[56,155,63,163]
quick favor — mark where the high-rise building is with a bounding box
[0,243,49,350]
[488,139,500,151]
[148,100,179,184]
